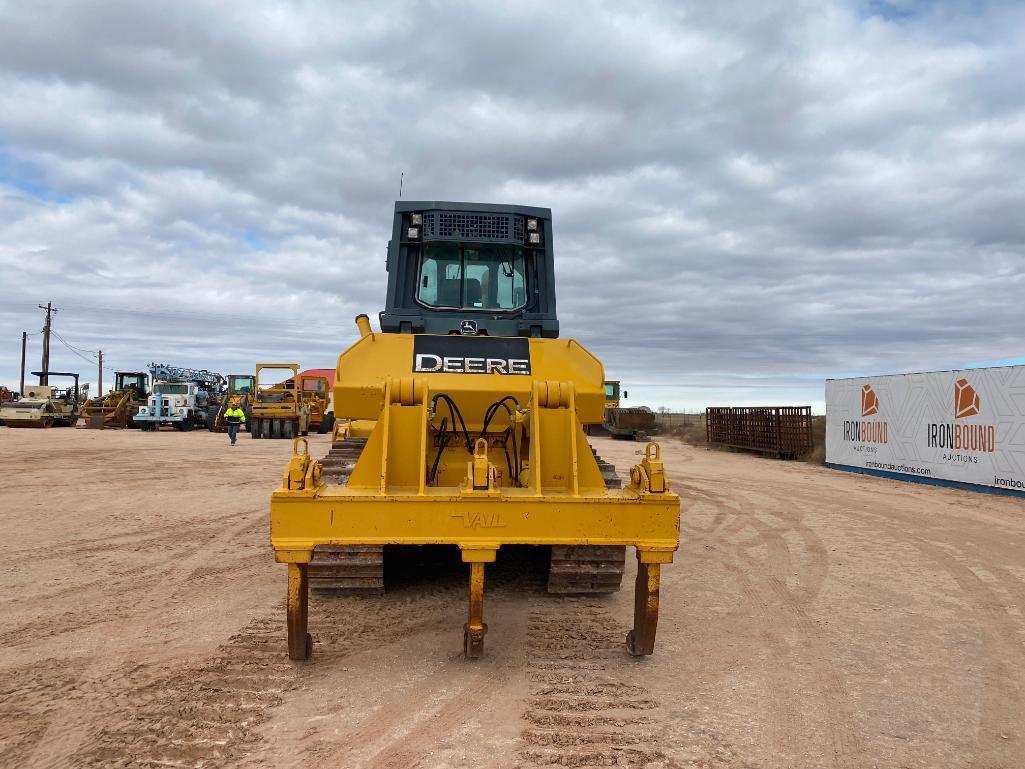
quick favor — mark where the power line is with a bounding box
[51,329,98,356]
[51,329,99,365]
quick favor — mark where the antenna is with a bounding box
[399,171,404,199]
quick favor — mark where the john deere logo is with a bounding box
[459,320,478,336]
[861,384,879,417]
[954,378,980,419]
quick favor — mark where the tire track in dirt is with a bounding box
[515,595,740,768]
[827,501,1025,764]
[279,556,548,768]
[0,514,268,651]
[518,599,665,767]
[3,508,253,561]
[352,649,524,769]
[678,476,864,767]
[22,509,269,769]
[0,657,93,766]
[78,574,472,769]
[724,487,865,767]
[79,614,297,769]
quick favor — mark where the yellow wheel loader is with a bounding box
[270,202,680,660]
[81,371,150,429]
[251,364,310,439]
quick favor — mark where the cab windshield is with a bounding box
[605,383,619,399]
[417,244,527,311]
[118,374,147,392]
[155,384,189,395]
[230,376,255,394]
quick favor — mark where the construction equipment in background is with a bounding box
[298,373,334,434]
[604,379,623,409]
[80,371,150,429]
[210,373,256,432]
[706,406,813,459]
[0,387,15,425]
[134,363,225,431]
[600,380,657,440]
[1,371,83,428]
[251,363,310,439]
[605,406,657,440]
[270,201,680,661]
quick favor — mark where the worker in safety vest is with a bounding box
[224,405,246,446]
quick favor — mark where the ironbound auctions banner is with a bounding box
[826,366,1025,492]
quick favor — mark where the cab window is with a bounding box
[418,244,527,311]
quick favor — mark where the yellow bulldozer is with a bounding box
[270,202,680,661]
[80,371,150,429]
[602,380,657,440]
[251,364,310,439]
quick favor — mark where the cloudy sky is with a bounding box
[2,0,1023,411]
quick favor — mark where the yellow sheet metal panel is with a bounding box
[334,334,606,426]
[270,491,680,554]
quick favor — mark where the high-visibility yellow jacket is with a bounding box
[225,407,246,423]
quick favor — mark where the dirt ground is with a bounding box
[2,428,1025,769]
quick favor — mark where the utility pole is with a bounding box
[20,331,27,395]
[98,349,103,397]
[38,301,57,385]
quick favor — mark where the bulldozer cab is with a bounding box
[379,201,559,338]
[114,371,149,399]
[227,374,255,395]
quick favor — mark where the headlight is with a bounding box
[526,218,538,231]
[410,213,423,225]
[407,226,420,240]
[178,408,187,416]
[139,407,149,415]
[528,232,541,244]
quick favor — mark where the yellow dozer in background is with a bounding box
[602,380,657,440]
[251,363,310,439]
[80,371,150,429]
[270,202,680,661]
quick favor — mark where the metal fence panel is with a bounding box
[706,406,813,458]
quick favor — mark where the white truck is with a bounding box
[133,364,225,431]
[134,381,203,431]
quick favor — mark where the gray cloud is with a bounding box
[2,0,1024,410]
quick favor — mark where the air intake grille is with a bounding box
[422,212,524,242]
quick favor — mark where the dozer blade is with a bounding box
[309,437,385,593]
[546,447,627,595]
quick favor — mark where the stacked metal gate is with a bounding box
[706,406,813,459]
